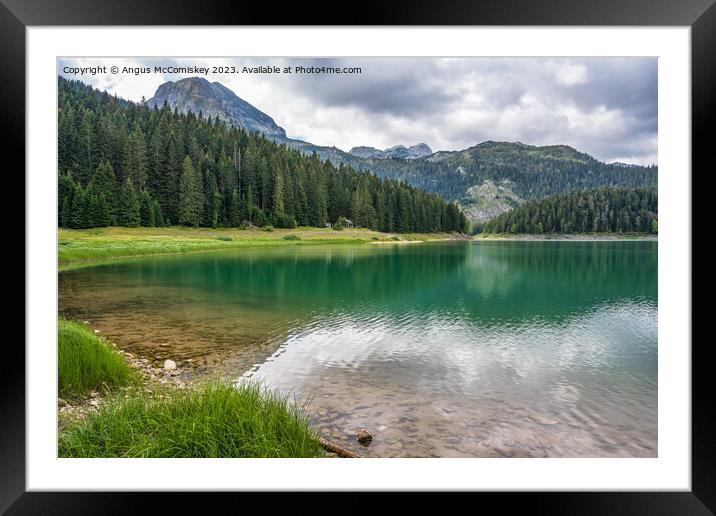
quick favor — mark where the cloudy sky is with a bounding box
[59,57,657,165]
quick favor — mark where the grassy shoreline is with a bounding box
[57,319,326,458]
[59,226,463,269]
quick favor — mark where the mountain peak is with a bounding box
[147,77,286,138]
[349,143,433,160]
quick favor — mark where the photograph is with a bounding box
[56,56,658,459]
[8,10,706,506]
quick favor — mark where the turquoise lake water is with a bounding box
[59,240,658,457]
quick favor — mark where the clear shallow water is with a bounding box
[59,241,657,457]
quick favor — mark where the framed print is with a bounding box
[6,0,712,511]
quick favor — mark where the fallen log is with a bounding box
[319,437,360,458]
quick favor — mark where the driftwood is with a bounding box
[318,437,361,458]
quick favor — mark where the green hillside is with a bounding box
[483,187,657,234]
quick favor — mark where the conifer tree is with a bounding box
[178,155,204,227]
[92,192,110,227]
[89,159,119,225]
[77,109,97,186]
[230,189,241,226]
[272,169,285,219]
[116,177,141,227]
[139,190,155,226]
[122,127,149,190]
[70,185,88,228]
[245,186,254,224]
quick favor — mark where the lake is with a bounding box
[59,240,658,457]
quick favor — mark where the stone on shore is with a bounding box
[163,359,177,370]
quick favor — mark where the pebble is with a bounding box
[356,429,373,446]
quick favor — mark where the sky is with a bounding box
[58,57,658,165]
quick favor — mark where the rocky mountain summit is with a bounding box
[349,143,433,160]
[147,77,287,138]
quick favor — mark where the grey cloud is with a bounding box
[277,58,461,117]
[266,57,657,163]
[559,59,658,131]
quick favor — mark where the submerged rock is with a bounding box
[529,413,559,426]
[356,429,373,446]
[163,359,177,370]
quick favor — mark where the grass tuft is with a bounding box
[58,319,138,398]
[282,234,300,241]
[58,381,325,458]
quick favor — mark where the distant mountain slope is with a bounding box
[358,141,657,225]
[143,77,657,225]
[349,143,433,160]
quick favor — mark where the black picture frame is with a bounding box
[6,0,710,511]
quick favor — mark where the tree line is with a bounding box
[482,187,658,234]
[58,77,469,233]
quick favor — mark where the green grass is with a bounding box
[58,226,459,269]
[58,319,138,398]
[58,381,326,458]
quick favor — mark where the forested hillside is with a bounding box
[482,187,658,234]
[58,77,469,233]
[357,142,658,215]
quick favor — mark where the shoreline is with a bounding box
[59,238,370,272]
[58,226,467,270]
[474,233,657,241]
[58,321,355,458]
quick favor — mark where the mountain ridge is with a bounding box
[349,143,433,160]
